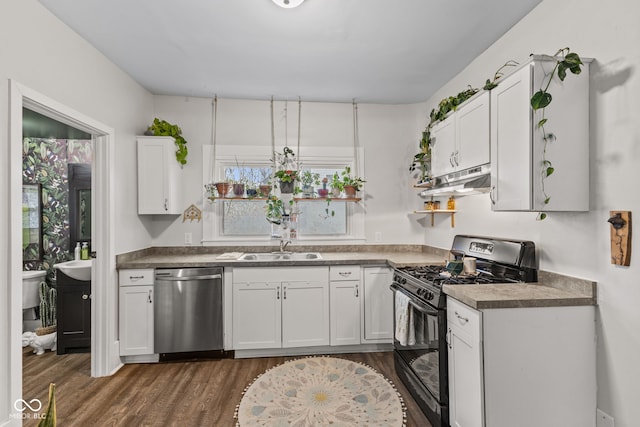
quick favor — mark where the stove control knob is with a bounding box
[426,291,435,301]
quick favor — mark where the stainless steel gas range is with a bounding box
[390,235,537,427]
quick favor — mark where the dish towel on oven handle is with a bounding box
[394,291,415,346]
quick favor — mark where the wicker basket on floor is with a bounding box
[36,325,57,336]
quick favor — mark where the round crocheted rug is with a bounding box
[236,356,406,426]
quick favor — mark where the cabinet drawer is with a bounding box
[447,297,481,337]
[330,265,361,281]
[119,269,154,286]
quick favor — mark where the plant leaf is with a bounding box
[537,118,548,128]
[546,167,555,177]
[538,212,547,220]
[557,63,567,81]
[531,90,552,110]
[544,197,551,204]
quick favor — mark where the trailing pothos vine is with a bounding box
[530,48,583,220]
[410,61,518,183]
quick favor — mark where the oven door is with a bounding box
[391,283,447,405]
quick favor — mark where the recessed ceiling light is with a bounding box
[271,0,305,8]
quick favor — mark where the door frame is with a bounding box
[7,80,116,416]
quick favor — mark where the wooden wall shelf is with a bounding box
[413,209,457,227]
[210,196,361,202]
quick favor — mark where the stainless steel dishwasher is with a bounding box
[154,267,223,354]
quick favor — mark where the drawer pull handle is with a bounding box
[455,311,469,324]
[355,284,359,298]
[339,272,352,277]
[129,275,145,280]
[82,294,89,300]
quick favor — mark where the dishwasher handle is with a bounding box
[155,274,222,281]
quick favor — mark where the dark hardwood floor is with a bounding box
[23,348,432,426]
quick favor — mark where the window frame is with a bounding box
[201,145,365,245]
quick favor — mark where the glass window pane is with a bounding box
[222,200,271,235]
[297,201,347,235]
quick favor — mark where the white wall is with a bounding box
[418,0,640,424]
[150,96,425,246]
[0,0,154,423]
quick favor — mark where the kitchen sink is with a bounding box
[238,252,323,261]
[54,259,93,281]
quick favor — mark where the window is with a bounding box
[202,146,364,243]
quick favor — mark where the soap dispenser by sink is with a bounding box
[81,242,89,260]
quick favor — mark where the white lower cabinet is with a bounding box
[330,265,361,346]
[119,269,154,356]
[232,267,329,350]
[447,298,483,427]
[447,297,596,427]
[361,267,394,342]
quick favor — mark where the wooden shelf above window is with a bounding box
[209,196,361,202]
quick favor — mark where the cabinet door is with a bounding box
[330,281,361,346]
[362,267,393,342]
[430,116,456,178]
[137,137,181,215]
[457,91,490,171]
[56,283,91,354]
[448,298,484,427]
[119,285,154,356]
[282,281,329,348]
[490,65,533,211]
[233,282,282,350]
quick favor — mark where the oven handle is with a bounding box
[390,283,439,316]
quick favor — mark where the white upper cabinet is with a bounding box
[137,136,182,215]
[430,91,490,178]
[430,116,457,178]
[490,57,590,212]
[456,92,490,171]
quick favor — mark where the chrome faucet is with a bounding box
[279,239,291,253]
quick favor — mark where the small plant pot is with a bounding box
[343,185,357,198]
[246,188,258,197]
[215,182,231,197]
[232,183,245,197]
[317,188,329,198]
[259,185,272,197]
[302,185,315,198]
[332,188,341,197]
[279,180,295,194]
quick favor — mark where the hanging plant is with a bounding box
[146,118,188,165]
[410,61,518,183]
[530,48,583,220]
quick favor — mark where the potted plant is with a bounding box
[146,118,189,165]
[299,170,320,198]
[339,166,365,197]
[274,169,298,193]
[257,168,272,197]
[330,172,343,197]
[272,147,298,193]
[317,176,329,198]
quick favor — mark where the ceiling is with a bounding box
[39,0,541,104]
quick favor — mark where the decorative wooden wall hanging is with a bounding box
[608,210,631,266]
[183,204,202,222]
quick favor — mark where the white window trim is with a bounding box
[201,145,365,245]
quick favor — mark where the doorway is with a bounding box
[8,81,117,414]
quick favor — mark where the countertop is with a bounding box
[443,271,597,309]
[117,246,596,309]
[115,245,448,269]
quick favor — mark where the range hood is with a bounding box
[419,165,491,197]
